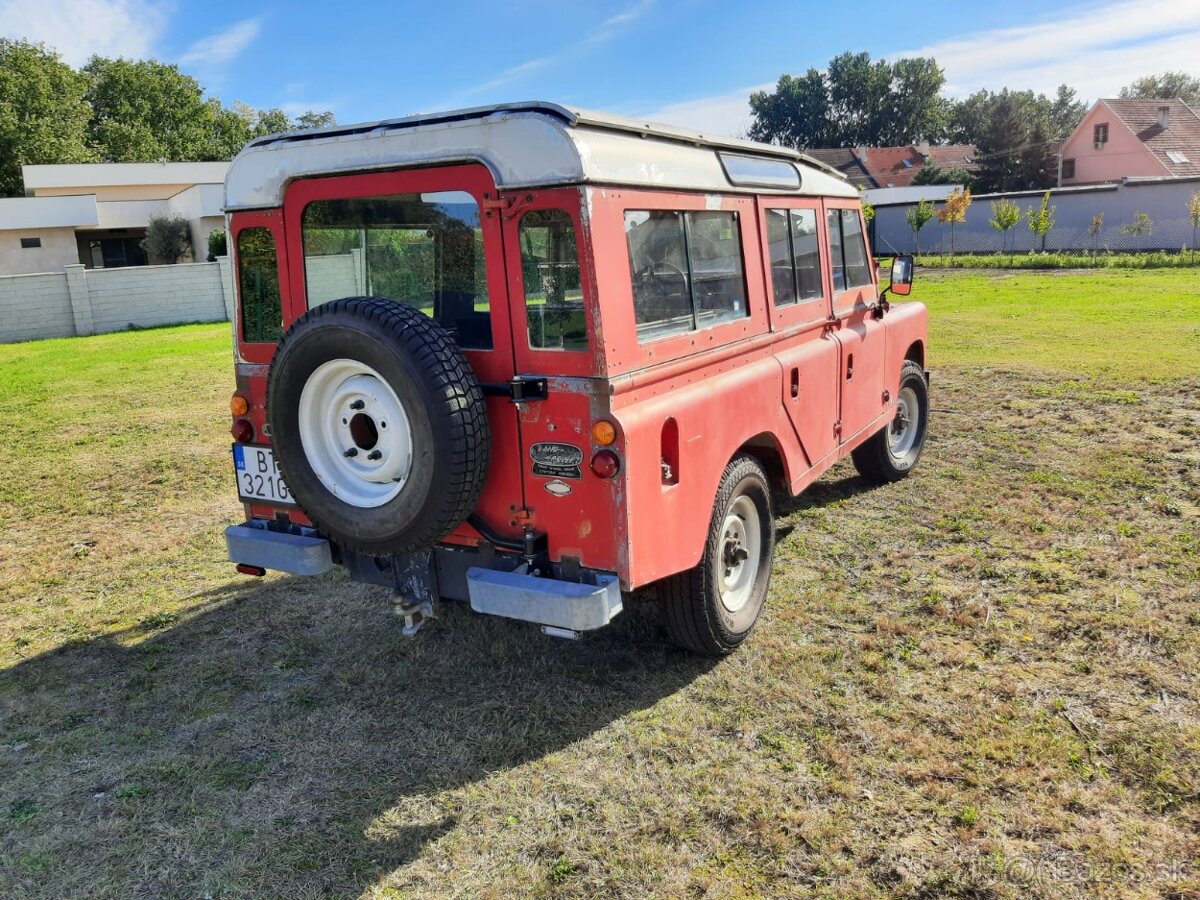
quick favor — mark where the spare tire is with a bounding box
[267,296,490,555]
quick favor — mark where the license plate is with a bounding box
[232,444,295,506]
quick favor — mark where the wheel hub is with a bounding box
[717,495,762,614]
[298,359,415,508]
[887,385,921,459]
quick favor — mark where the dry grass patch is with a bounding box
[2,273,1199,897]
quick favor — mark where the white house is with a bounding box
[0,162,228,276]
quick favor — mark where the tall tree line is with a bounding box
[0,39,335,197]
[750,53,1195,193]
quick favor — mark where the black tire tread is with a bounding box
[851,359,927,485]
[267,296,490,554]
[661,455,774,656]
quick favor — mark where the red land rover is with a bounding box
[223,102,929,655]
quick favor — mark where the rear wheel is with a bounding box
[851,359,929,484]
[662,455,775,656]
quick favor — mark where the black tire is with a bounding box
[851,359,928,484]
[267,297,490,555]
[662,455,775,656]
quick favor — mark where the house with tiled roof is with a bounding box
[805,143,977,189]
[1060,98,1200,185]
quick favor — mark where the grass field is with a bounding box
[1,270,1197,898]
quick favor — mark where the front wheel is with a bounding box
[662,455,775,656]
[851,359,929,484]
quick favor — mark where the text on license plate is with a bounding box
[232,444,294,506]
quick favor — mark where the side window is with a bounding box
[768,207,823,307]
[625,209,747,342]
[519,209,586,350]
[827,209,845,292]
[765,209,796,306]
[301,191,492,350]
[827,208,873,294]
[237,227,282,343]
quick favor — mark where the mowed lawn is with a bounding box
[0,270,1197,899]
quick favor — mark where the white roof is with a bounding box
[23,161,229,192]
[0,194,98,231]
[224,101,856,211]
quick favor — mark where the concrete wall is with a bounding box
[0,227,82,275]
[872,177,1200,255]
[305,251,365,305]
[0,257,235,344]
[0,272,75,342]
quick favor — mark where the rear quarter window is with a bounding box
[237,227,283,343]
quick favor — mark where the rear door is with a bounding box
[498,189,621,568]
[283,163,527,541]
[824,201,887,445]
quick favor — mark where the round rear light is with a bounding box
[590,449,620,479]
[591,420,617,446]
[230,394,250,416]
[231,419,255,443]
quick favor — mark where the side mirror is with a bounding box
[888,255,914,296]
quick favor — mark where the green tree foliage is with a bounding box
[0,39,94,197]
[1120,212,1153,237]
[206,227,227,262]
[911,160,974,187]
[141,213,192,263]
[749,51,948,148]
[989,199,1021,252]
[1119,71,1200,106]
[1026,192,1055,251]
[906,200,935,254]
[953,88,1072,194]
[1188,193,1200,259]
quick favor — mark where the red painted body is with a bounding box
[229,163,927,590]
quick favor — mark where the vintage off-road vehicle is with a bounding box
[223,102,929,655]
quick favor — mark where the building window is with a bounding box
[20,237,41,249]
[1093,123,1108,148]
[518,209,586,351]
[1166,150,1190,165]
[624,209,748,342]
[1062,158,1076,179]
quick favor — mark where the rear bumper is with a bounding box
[466,567,622,632]
[225,522,333,576]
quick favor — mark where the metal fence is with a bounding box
[871,176,1200,256]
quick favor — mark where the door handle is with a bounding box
[846,353,854,380]
[790,368,800,398]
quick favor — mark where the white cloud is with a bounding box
[895,0,1200,99]
[632,0,1200,138]
[603,0,655,28]
[0,0,167,65]
[178,17,262,68]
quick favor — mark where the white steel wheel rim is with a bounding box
[888,385,921,459]
[718,494,762,614]
[297,359,414,508]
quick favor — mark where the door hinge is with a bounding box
[481,374,549,403]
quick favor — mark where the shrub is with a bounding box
[1026,191,1055,252]
[906,200,935,254]
[140,214,191,264]
[909,251,1200,270]
[989,199,1020,253]
[206,228,227,262]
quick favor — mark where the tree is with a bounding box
[1119,71,1200,106]
[295,110,336,130]
[989,199,1020,252]
[0,39,94,197]
[207,228,227,262]
[84,57,250,161]
[1087,212,1104,256]
[1120,212,1153,238]
[141,214,192,263]
[911,160,974,187]
[936,188,971,261]
[906,200,935,255]
[860,193,875,224]
[749,51,948,149]
[1026,191,1055,251]
[1049,85,1088,139]
[1189,193,1200,260]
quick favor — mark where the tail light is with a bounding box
[230,394,250,416]
[231,419,255,443]
[590,449,620,478]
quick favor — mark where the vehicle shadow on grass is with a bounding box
[0,574,715,897]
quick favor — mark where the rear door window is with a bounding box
[518,209,586,350]
[301,191,492,349]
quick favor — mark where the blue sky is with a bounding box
[3,0,1199,136]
